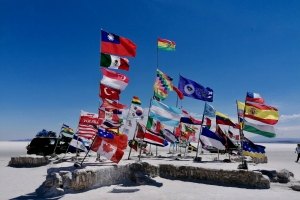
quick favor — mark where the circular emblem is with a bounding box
[249,108,257,116]
[184,84,195,95]
[136,109,143,116]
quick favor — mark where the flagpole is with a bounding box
[128,119,138,160]
[195,103,206,160]
[75,133,98,167]
[52,124,63,155]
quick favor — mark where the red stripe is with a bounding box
[244,114,278,125]
[245,102,278,111]
[158,38,176,45]
[246,97,265,104]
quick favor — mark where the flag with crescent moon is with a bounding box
[99,83,121,100]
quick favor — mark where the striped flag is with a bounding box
[78,124,97,139]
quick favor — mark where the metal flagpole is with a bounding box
[52,124,63,155]
[195,103,206,159]
[128,119,138,160]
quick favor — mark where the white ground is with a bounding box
[0,141,299,199]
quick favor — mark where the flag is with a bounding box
[204,102,216,117]
[174,123,182,137]
[99,84,121,100]
[146,116,162,133]
[216,111,236,127]
[98,128,115,139]
[180,110,202,125]
[101,30,136,57]
[100,119,122,129]
[245,102,279,125]
[69,135,88,152]
[243,119,276,138]
[101,68,129,90]
[98,109,120,122]
[128,104,144,119]
[188,143,197,152]
[60,124,75,138]
[153,69,173,100]
[128,139,148,152]
[91,136,124,163]
[78,124,97,139]
[242,137,266,158]
[215,125,228,146]
[172,86,184,100]
[178,75,213,102]
[200,128,225,150]
[135,123,166,147]
[100,98,127,110]
[228,130,234,138]
[235,135,240,140]
[149,99,182,127]
[204,118,211,129]
[100,53,129,71]
[237,101,245,117]
[246,92,265,104]
[79,110,99,126]
[132,96,141,105]
[161,129,178,143]
[157,38,176,51]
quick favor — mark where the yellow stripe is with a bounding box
[245,105,279,120]
[158,41,175,48]
[243,150,266,158]
[237,101,245,110]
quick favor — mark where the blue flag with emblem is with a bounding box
[178,75,213,102]
[98,128,115,139]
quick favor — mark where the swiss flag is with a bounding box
[100,84,120,100]
[91,136,124,164]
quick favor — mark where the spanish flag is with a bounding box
[132,96,141,105]
[245,102,279,125]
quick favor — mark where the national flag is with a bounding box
[215,125,237,149]
[146,116,162,133]
[246,92,265,104]
[204,102,216,117]
[228,130,234,138]
[101,68,129,90]
[91,136,124,163]
[161,129,178,143]
[100,98,127,110]
[136,123,166,147]
[101,30,136,57]
[237,101,245,117]
[98,128,115,139]
[184,124,196,133]
[188,143,197,152]
[172,85,184,100]
[149,99,182,127]
[128,104,144,119]
[98,109,120,122]
[100,119,122,129]
[78,124,97,139]
[200,128,225,150]
[79,110,99,126]
[235,135,240,140]
[242,137,266,158]
[178,75,213,102]
[100,53,129,71]
[216,111,236,127]
[174,123,182,137]
[99,84,121,100]
[132,96,141,105]
[153,69,173,101]
[128,139,148,152]
[60,124,75,138]
[245,102,279,125]
[69,135,88,152]
[204,118,211,129]
[157,38,176,51]
[180,110,202,125]
[243,119,276,138]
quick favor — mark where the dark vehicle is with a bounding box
[26,136,75,156]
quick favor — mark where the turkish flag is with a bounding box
[100,84,121,100]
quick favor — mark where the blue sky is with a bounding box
[1,0,300,140]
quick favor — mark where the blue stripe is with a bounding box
[149,112,180,127]
[151,100,182,114]
[201,128,225,143]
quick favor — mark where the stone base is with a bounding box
[9,155,50,167]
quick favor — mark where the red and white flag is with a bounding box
[79,110,99,126]
[101,68,129,90]
[136,123,165,147]
[100,98,127,110]
[99,84,121,100]
[78,124,97,139]
[91,136,124,164]
[98,109,120,122]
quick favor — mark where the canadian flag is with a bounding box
[91,136,124,163]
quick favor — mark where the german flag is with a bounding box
[132,96,141,105]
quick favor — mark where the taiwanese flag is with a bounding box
[101,30,137,58]
[100,84,121,100]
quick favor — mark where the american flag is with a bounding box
[78,124,97,139]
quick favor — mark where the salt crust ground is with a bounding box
[0,141,299,199]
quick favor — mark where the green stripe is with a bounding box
[243,124,276,138]
[158,46,175,51]
[146,117,154,129]
[100,53,112,67]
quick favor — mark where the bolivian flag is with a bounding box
[245,102,279,125]
[158,38,176,51]
[132,96,141,105]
